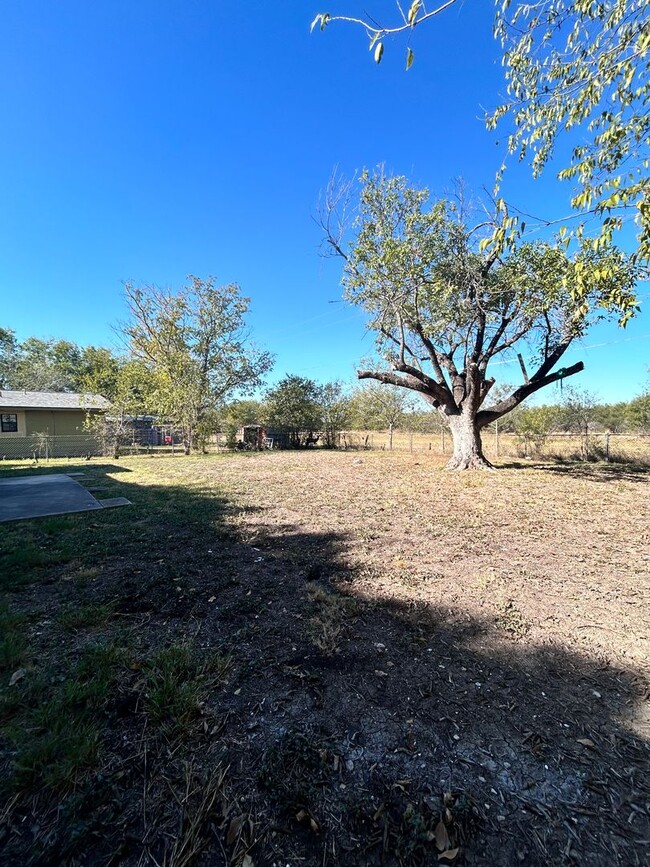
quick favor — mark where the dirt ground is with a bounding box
[0,450,648,866]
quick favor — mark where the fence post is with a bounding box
[388,423,393,451]
[495,419,500,457]
[409,431,413,453]
[442,429,446,454]
[605,432,610,462]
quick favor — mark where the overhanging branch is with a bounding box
[477,361,584,427]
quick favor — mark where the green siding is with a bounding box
[24,410,93,436]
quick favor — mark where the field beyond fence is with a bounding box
[341,429,650,464]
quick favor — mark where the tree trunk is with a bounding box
[446,412,493,470]
[183,426,193,456]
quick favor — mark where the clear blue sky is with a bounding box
[0,1,647,403]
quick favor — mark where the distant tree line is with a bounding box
[223,378,440,449]
[493,389,650,438]
[2,276,648,458]
[0,327,121,397]
[223,379,650,452]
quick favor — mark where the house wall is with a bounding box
[0,409,103,439]
[24,410,89,436]
[0,409,106,458]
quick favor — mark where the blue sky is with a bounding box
[0,0,647,403]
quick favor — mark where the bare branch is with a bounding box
[316,1,461,40]
[478,361,584,427]
[317,168,355,261]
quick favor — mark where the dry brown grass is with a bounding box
[342,428,650,464]
[1,450,648,866]
[204,449,649,686]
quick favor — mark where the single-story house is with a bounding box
[0,390,112,458]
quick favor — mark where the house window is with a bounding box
[1,414,18,432]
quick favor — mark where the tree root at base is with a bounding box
[445,454,495,471]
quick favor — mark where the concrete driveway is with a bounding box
[0,473,130,522]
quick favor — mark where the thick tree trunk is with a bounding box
[446,412,493,470]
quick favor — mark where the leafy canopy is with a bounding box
[312,1,650,262]
[0,329,123,397]
[329,170,640,425]
[491,0,650,261]
[264,375,324,446]
[123,276,273,445]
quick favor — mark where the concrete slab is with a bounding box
[0,474,129,523]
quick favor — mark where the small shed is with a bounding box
[238,425,291,450]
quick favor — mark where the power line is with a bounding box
[488,332,649,366]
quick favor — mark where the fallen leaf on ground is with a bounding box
[434,819,450,852]
[226,814,246,846]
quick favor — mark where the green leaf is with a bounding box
[406,47,414,70]
[374,41,384,64]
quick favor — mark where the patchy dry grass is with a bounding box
[0,451,648,865]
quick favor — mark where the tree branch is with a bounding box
[316,1,461,39]
[357,367,449,405]
[410,320,450,388]
[477,361,584,427]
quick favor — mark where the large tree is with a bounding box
[3,336,82,392]
[311,0,650,264]
[78,346,122,401]
[123,276,274,454]
[324,170,639,469]
[264,375,324,447]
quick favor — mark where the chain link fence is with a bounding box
[4,427,647,464]
[0,433,104,461]
[0,425,185,460]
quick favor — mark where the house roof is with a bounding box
[0,390,112,411]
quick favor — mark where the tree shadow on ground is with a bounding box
[0,461,134,478]
[496,458,650,484]
[0,462,648,866]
